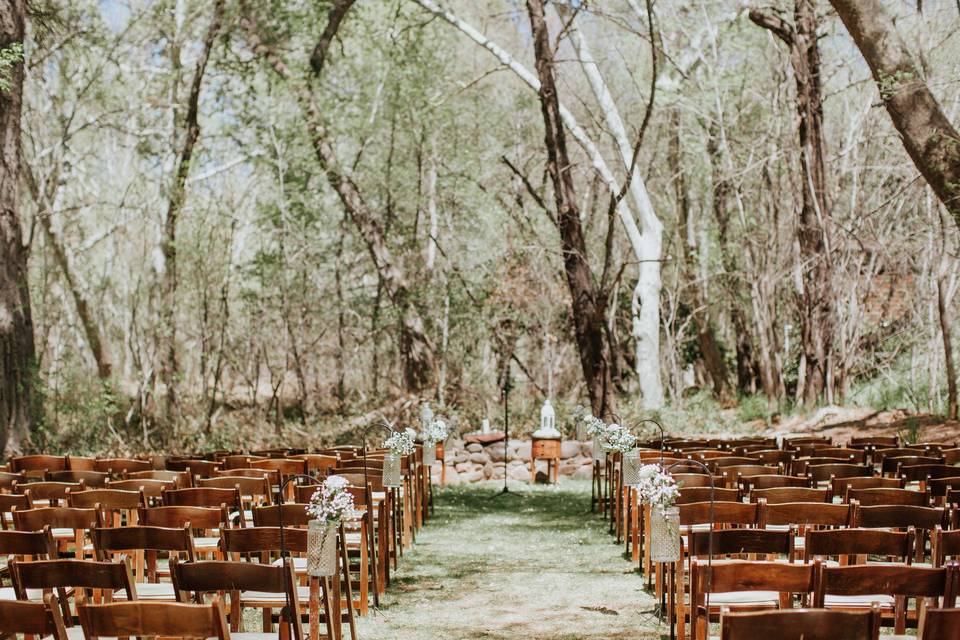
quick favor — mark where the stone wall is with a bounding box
[432,437,594,485]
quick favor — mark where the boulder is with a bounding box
[469,452,490,464]
[508,465,530,481]
[465,443,483,453]
[561,441,582,459]
[559,462,580,476]
[508,442,532,462]
[573,465,593,480]
[454,462,472,473]
[463,470,485,483]
[483,462,494,479]
[453,451,469,464]
[490,467,506,479]
[581,443,594,457]
[487,444,507,462]
[443,468,461,485]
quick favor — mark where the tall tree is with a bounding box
[751,0,835,405]
[159,0,225,422]
[525,0,613,417]
[241,0,437,393]
[829,0,960,225]
[0,0,34,453]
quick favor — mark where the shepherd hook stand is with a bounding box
[489,363,520,499]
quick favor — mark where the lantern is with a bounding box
[423,443,436,466]
[540,399,556,434]
[307,519,338,577]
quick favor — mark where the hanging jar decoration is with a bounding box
[307,519,339,577]
[649,505,681,562]
[423,443,436,466]
[576,419,588,442]
[383,454,403,487]
[622,449,642,486]
[593,438,605,461]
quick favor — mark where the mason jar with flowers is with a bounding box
[605,427,640,485]
[584,416,610,461]
[420,417,448,466]
[383,430,415,487]
[306,475,356,576]
[636,464,681,562]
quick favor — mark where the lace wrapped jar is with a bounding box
[649,505,681,562]
[383,454,402,487]
[307,520,338,577]
[622,450,642,486]
[422,443,436,466]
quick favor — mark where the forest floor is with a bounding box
[355,481,663,640]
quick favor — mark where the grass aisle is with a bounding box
[356,481,662,639]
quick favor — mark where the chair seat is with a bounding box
[193,536,220,550]
[272,557,309,572]
[241,585,310,605]
[824,594,895,608]
[0,586,44,601]
[114,582,176,600]
[706,591,780,606]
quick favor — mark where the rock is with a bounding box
[581,443,594,457]
[507,459,526,469]
[466,443,483,453]
[508,442,531,462]
[483,462,494,479]
[449,438,465,450]
[453,451,469,464]
[490,467,506,479]
[508,465,530,481]
[469,452,490,464]
[463,470,484,483]
[443,468,461,485]
[492,461,506,470]
[487,444,507,462]
[454,462,472,473]
[573,465,593,480]
[561,441,582,459]
[559,462,579,476]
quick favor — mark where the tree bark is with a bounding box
[22,164,113,381]
[751,0,834,406]
[0,0,34,454]
[159,0,224,422]
[669,109,731,402]
[525,0,613,417]
[830,0,960,225]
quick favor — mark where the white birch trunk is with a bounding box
[413,0,665,407]
[568,16,664,408]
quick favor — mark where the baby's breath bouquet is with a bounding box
[636,464,679,509]
[306,475,356,523]
[420,417,449,444]
[385,429,416,456]
[603,424,637,453]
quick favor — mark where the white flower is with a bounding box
[385,430,416,456]
[639,463,659,480]
[635,464,678,509]
[420,417,449,444]
[305,475,357,523]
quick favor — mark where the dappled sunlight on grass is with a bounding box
[356,480,664,639]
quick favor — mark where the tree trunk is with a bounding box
[830,0,960,225]
[159,0,224,422]
[751,0,834,406]
[938,273,957,420]
[525,0,613,417]
[669,109,731,402]
[416,0,662,407]
[0,0,35,454]
[241,1,436,392]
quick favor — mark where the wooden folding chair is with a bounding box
[719,606,881,640]
[9,455,67,479]
[831,475,902,497]
[12,507,98,559]
[12,558,137,628]
[92,524,196,600]
[78,596,231,639]
[807,463,873,487]
[740,475,812,491]
[804,527,913,566]
[759,501,852,557]
[0,527,59,600]
[162,487,246,527]
[172,558,303,639]
[815,564,956,634]
[68,488,144,528]
[689,559,817,640]
[855,505,947,562]
[918,607,960,639]
[14,481,84,507]
[137,505,228,561]
[0,593,69,639]
[846,487,927,506]
[0,493,30,531]
[46,471,109,488]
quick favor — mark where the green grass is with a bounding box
[355,481,663,640]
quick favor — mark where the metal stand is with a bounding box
[489,364,520,499]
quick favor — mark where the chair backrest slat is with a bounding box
[78,598,231,639]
